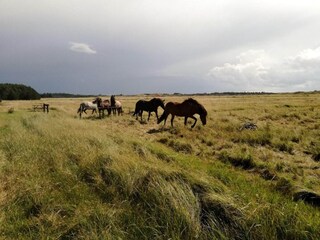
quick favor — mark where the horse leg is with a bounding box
[171,115,175,127]
[184,117,188,125]
[99,108,104,118]
[134,109,139,119]
[140,110,144,121]
[148,111,151,121]
[190,116,197,128]
[155,110,159,120]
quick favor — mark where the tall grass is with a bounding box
[0,93,320,239]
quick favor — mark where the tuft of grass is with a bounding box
[7,107,14,114]
[305,141,320,162]
[218,149,256,170]
[272,141,294,154]
[273,177,294,195]
[232,124,272,146]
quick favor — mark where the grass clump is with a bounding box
[218,149,256,170]
[305,141,320,162]
[7,107,14,114]
[232,124,272,146]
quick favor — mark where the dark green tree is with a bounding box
[0,83,41,100]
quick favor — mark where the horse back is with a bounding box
[136,100,153,111]
[165,101,197,117]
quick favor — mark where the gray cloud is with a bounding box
[1,0,320,94]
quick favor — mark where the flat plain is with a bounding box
[0,93,320,239]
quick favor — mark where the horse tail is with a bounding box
[77,103,83,114]
[133,103,140,116]
[157,110,168,124]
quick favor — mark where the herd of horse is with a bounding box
[77,95,207,128]
[77,95,122,118]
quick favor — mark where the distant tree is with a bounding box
[0,83,41,100]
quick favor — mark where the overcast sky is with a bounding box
[1,0,320,94]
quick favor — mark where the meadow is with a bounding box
[0,93,320,239]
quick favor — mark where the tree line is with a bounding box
[0,83,41,100]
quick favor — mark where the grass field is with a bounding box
[0,93,320,239]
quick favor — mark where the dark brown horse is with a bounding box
[94,97,112,118]
[133,98,165,121]
[157,98,207,128]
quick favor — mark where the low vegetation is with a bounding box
[0,93,320,239]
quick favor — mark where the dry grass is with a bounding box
[0,93,320,239]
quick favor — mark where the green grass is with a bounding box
[0,93,320,239]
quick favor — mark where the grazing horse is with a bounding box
[110,95,123,115]
[157,98,207,128]
[77,98,99,118]
[133,98,165,121]
[95,97,112,117]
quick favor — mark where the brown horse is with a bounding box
[157,98,207,128]
[94,97,112,117]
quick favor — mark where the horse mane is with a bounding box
[151,97,162,102]
[183,98,199,105]
[111,95,116,106]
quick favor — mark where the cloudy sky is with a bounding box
[1,0,320,94]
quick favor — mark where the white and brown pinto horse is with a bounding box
[77,98,100,118]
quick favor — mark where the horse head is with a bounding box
[159,99,165,109]
[199,107,207,125]
[93,97,102,107]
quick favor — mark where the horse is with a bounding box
[77,98,99,118]
[110,95,123,115]
[94,97,112,118]
[133,98,165,121]
[157,98,207,128]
